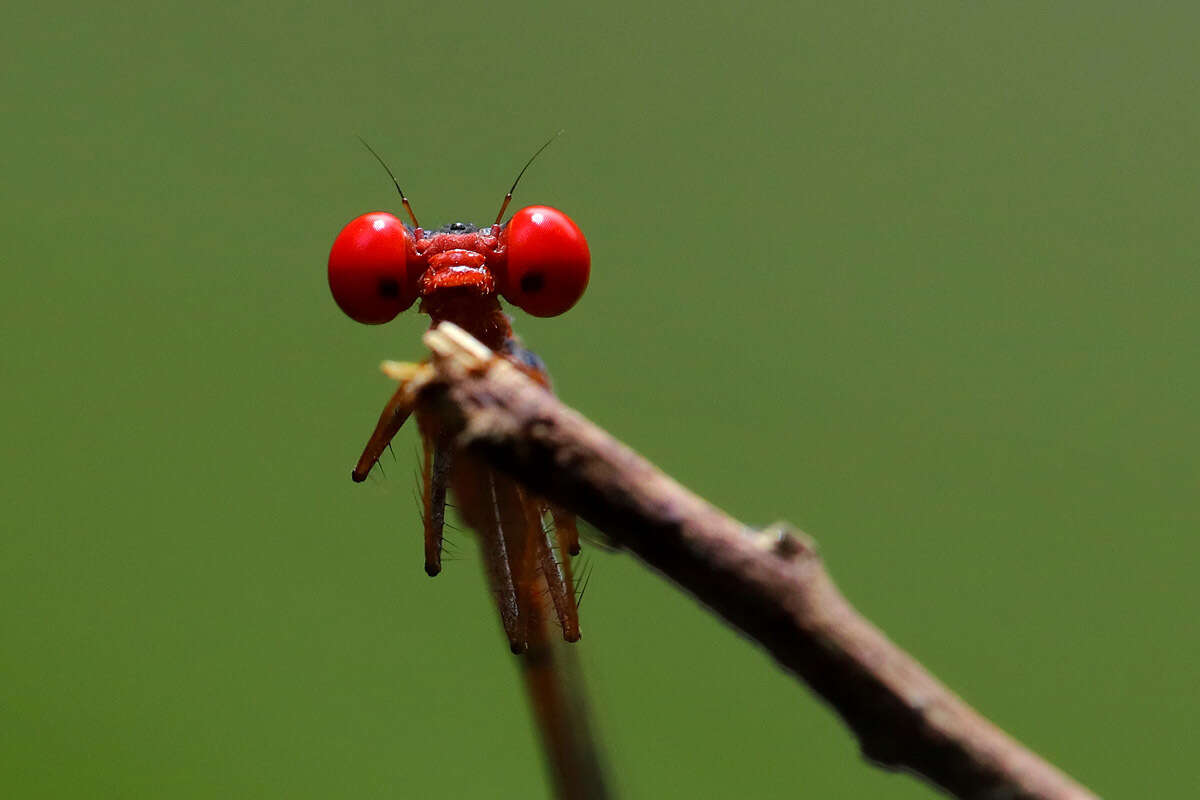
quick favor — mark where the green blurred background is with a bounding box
[3,2,1196,797]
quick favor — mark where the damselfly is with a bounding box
[327,139,607,799]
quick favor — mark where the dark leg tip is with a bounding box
[424,563,441,577]
[351,467,368,483]
[509,640,526,655]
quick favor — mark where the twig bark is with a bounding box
[401,322,1098,800]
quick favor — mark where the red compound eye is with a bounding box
[328,212,416,324]
[500,206,590,317]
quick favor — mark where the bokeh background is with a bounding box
[3,2,1196,797]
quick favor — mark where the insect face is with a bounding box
[328,206,590,324]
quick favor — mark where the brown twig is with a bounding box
[397,322,1098,800]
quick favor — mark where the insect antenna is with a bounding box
[356,136,420,228]
[493,130,564,226]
